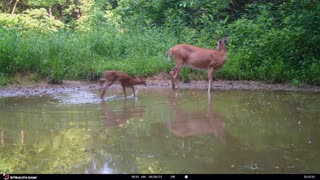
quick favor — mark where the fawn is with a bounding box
[99,70,146,99]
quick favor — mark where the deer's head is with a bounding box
[216,36,230,51]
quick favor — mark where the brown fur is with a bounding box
[99,70,146,98]
[167,36,230,93]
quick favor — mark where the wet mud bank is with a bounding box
[1,79,320,98]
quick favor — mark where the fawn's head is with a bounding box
[99,78,106,87]
[135,76,147,85]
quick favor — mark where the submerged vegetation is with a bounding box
[0,0,319,85]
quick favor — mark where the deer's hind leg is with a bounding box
[170,67,176,89]
[170,64,183,90]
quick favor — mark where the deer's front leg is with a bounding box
[208,68,215,93]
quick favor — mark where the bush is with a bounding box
[0,75,8,86]
[0,1,319,85]
[0,26,175,83]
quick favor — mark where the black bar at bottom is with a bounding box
[3,174,318,180]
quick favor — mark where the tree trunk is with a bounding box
[49,5,53,18]
[108,0,119,9]
[11,0,19,15]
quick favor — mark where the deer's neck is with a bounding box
[218,46,227,54]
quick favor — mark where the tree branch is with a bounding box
[11,0,19,15]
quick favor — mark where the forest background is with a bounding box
[0,0,319,86]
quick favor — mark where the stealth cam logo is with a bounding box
[3,174,9,180]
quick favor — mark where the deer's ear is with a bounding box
[224,36,230,42]
[216,35,220,41]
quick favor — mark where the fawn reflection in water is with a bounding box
[86,100,146,173]
[100,99,145,138]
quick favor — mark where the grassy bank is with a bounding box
[0,25,319,86]
[1,1,319,87]
[0,27,176,84]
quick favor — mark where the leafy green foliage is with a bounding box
[0,27,173,83]
[0,0,319,84]
[0,74,8,86]
[0,9,64,31]
[224,1,320,84]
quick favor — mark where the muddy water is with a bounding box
[0,88,319,174]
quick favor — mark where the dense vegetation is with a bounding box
[0,0,319,85]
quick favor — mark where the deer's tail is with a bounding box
[166,48,173,61]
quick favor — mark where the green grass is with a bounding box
[0,27,176,84]
[0,75,8,86]
[0,25,319,86]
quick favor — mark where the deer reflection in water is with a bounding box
[101,99,145,137]
[1,129,4,145]
[87,100,145,173]
[86,100,146,173]
[168,94,226,143]
[0,128,25,145]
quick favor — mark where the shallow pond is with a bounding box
[0,88,319,174]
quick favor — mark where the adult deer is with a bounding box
[166,36,230,93]
[99,70,146,99]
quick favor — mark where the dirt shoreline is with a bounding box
[1,78,320,97]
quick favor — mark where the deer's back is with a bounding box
[172,44,224,69]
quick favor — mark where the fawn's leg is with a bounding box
[100,81,114,99]
[121,85,127,98]
[132,86,136,96]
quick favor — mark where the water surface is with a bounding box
[0,88,319,174]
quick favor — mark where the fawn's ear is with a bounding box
[99,78,106,86]
[99,78,106,82]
